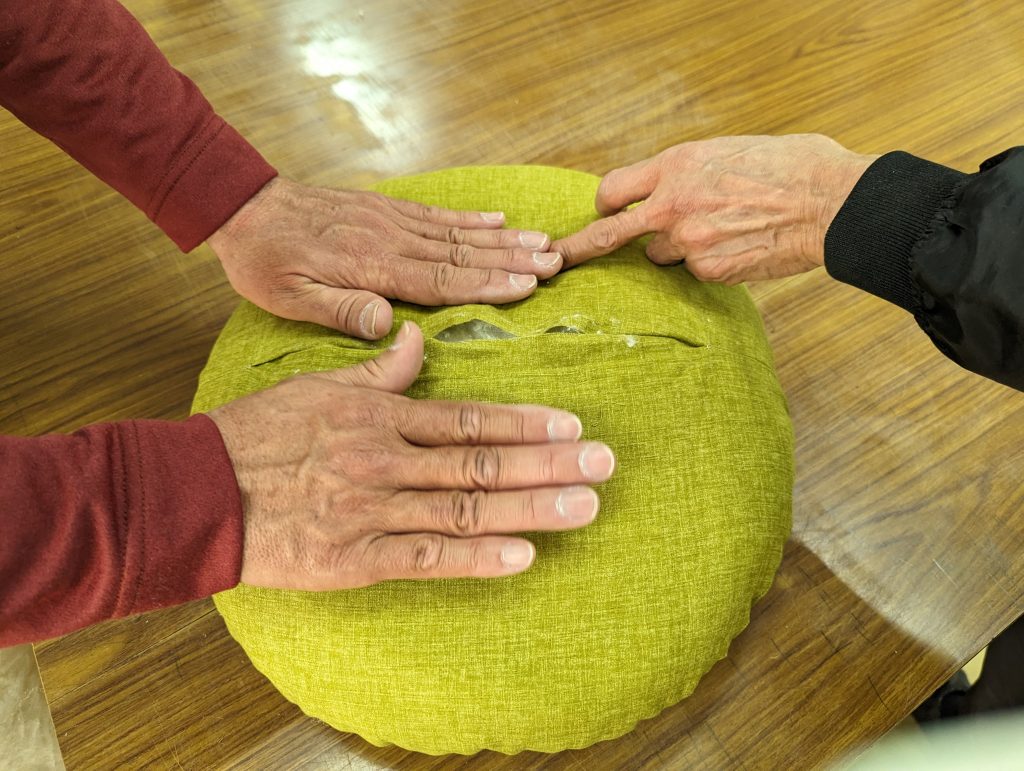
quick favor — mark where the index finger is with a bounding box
[551,206,652,267]
[395,401,584,447]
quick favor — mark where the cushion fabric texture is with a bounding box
[192,165,794,755]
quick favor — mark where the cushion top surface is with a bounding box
[194,165,793,755]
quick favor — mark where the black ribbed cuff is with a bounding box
[824,151,967,312]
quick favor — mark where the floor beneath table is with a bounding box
[0,646,63,770]
[851,649,987,767]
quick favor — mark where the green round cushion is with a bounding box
[193,165,794,755]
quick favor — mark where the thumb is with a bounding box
[296,283,395,340]
[323,321,424,394]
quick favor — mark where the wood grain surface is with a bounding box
[2,0,1022,767]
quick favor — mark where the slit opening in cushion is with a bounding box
[434,320,517,343]
[434,320,600,342]
[433,319,675,348]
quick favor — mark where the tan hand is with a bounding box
[553,134,876,283]
[208,322,613,590]
[209,178,563,339]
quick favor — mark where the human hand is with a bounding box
[208,178,563,339]
[552,134,876,283]
[208,322,614,591]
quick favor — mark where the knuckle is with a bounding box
[325,293,364,333]
[446,243,473,268]
[450,491,485,536]
[345,445,389,481]
[311,219,341,240]
[357,352,390,382]
[679,225,714,250]
[308,538,343,575]
[511,410,528,442]
[667,191,695,219]
[705,259,731,282]
[322,544,351,578]
[418,202,440,221]
[332,488,374,523]
[643,201,670,230]
[482,267,502,288]
[351,395,390,428]
[376,219,404,242]
[523,491,540,526]
[692,257,728,282]
[687,259,712,280]
[411,534,446,572]
[455,403,485,443]
[539,451,558,484]
[463,446,503,488]
[645,243,669,265]
[463,541,487,573]
[592,223,619,250]
[332,252,370,287]
[445,226,465,245]
[432,262,458,293]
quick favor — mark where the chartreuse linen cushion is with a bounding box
[192,165,793,755]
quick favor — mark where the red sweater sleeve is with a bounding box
[0,0,277,250]
[0,416,244,647]
[0,2,262,643]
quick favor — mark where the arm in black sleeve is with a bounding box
[824,148,1024,392]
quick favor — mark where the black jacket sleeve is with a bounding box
[824,148,1024,392]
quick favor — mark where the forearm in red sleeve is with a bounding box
[0,0,277,250]
[0,415,244,647]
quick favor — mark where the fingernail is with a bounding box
[501,541,535,571]
[480,212,505,223]
[578,443,616,482]
[547,413,583,441]
[519,231,549,249]
[389,321,411,351]
[556,487,599,524]
[359,302,380,337]
[533,251,562,268]
[509,273,537,290]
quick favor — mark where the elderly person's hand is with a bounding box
[208,322,613,590]
[209,178,563,339]
[552,134,877,283]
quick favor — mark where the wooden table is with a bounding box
[2,0,1022,767]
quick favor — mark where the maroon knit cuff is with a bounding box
[150,117,277,252]
[121,414,244,615]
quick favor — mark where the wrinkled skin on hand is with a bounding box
[209,178,564,339]
[208,322,615,591]
[553,134,876,283]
